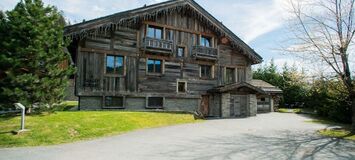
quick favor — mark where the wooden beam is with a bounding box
[143,21,216,38]
[81,47,139,57]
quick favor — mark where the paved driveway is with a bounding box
[1,113,354,160]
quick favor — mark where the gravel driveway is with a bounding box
[0,112,354,160]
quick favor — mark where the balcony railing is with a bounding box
[192,46,218,60]
[142,37,173,54]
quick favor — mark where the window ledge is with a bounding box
[102,106,125,109]
[146,73,163,77]
[145,106,164,109]
[105,74,125,78]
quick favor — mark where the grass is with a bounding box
[318,129,355,141]
[0,111,200,148]
[61,101,78,107]
[277,108,302,113]
[305,118,354,141]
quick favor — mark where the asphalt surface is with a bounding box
[0,112,354,160]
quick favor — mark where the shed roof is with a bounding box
[64,0,263,64]
[209,79,283,94]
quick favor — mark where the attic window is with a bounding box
[147,25,163,39]
[201,36,212,47]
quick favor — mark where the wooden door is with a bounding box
[231,95,246,117]
[200,95,209,117]
[234,96,241,117]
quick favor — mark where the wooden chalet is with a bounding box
[64,0,282,118]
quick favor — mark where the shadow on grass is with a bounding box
[162,131,355,160]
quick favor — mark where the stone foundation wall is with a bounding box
[79,96,199,112]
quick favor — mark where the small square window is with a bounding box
[147,97,163,108]
[200,65,212,79]
[177,81,187,93]
[261,98,266,102]
[147,59,162,74]
[104,96,124,108]
[177,47,185,58]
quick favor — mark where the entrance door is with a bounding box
[231,95,247,117]
[200,95,209,117]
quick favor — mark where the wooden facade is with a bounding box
[65,0,280,117]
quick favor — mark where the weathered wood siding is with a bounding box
[76,26,138,96]
[75,11,253,103]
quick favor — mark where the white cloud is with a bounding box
[196,0,288,44]
[1,0,287,43]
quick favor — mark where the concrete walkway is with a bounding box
[0,113,354,160]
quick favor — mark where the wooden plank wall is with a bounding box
[76,26,138,96]
[76,11,253,97]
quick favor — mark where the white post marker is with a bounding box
[14,103,29,133]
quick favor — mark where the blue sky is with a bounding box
[0,0,308,70]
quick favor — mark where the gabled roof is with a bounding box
[208,79,282,94]
[64,0,263,64]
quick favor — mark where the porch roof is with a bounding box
[208,79,283,94]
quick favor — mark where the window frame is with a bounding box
[146,97,164,109]
[165,29,174,41]
[147,58,163,75]
[200,35,212,47]
[105,54,125,76]
[177,80,187,93]
[103,96,125,109]
[177,46,186,58]
[200,64,213,79]
[225,67,235,84]
[147,25,163,39]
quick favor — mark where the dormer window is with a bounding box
[147,25,163,39]
[200,36,212,47]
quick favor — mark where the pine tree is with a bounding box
[0,0,74,112]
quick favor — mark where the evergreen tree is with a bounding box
[0,0,74,111]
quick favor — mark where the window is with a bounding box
[166,29,174,40]
[200,36,212,47]
[177,81,187,93]
[237,67,246,82]
[261,98,266,102]
[104,96,124,108]
[226,68,235,84]
[106,55,124,75]
[200,65,212,79]
[147,97,163,108]
[147,59,162,74]
[177,47,185,58]
[147,25,163,39]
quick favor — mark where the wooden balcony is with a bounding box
[192,46,218,60]
[142,37,173,55]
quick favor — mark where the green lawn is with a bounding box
[277,108,301,113]
[0,111,200,148]
[318,129,355,141]
[305,119,354,141]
